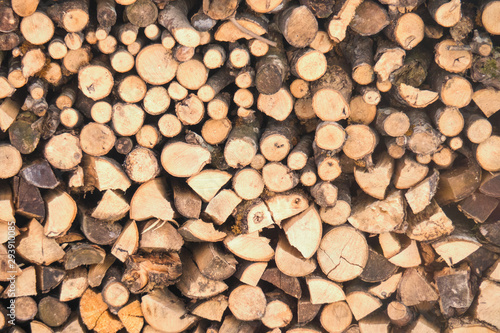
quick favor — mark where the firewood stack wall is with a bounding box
[0,0,500,332]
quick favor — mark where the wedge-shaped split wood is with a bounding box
[118,300,144,333]
[261,267,302,299]
[83,155,132,192]
[398,267,439,307]
[306,275,345,304]
[205,189,242,225]
[224,232,274,262]
[111,220,138,262]
[275,234,317,278]
[432,232,481,267]
[1,266,36,298]
[179,219,227,242]
[176,250,228,299]
[234,261,267,287]
[354,152,394,199]
[161,141,211,177]
[388,239,422,268]
[346,285,383,321]
[191,242,237,281]
[139,219,183,252]
[189,294,228,322]
[282,205,322,259]
[141,288,198,333]
[59,266,88,302]
[44,189,77,237]
[187,169,232,202]
[130,178,175,221]
[16,219,65,266]
[91,190,130,222]
[405,169,440,214]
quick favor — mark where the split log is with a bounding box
[178,219,226,242]
[275,234,316,277]
[348,190,405,233]
[141,288,198,332]
[327,0,364,42]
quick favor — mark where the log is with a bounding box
[327,0,364,42]
[349,0,389,37]
[311,54,352,121]
[277,5,318,48]
[178,219,226,242]
[38,296,71,327]
[158,0,199,47]
[348,190,405,233]
[228,285,267,321]
[141,288,198,332]
[317,225,368,282]
[275,233,316,277]
[59,266,88,302]
[307,275,345,304]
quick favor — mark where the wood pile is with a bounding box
[1,0,500,332]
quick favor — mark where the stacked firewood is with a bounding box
[1,0,500,332]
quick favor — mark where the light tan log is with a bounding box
[327,0,364,42]
[342,124,378,160]
[158,0,200,47]
[311,55,352,121]
[228,285,267,321]
[257,87,294,121]
[79,122,116,157]
[0,144,22,179]
[476,136,500,172]
[317,225,368,282]
[263,162,299,193]
[384,12,424,50]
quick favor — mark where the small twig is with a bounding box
[228,15,277,47]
